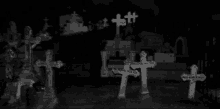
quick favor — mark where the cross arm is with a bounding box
[181,73,189,81]
[181,73,206,81]
[36,60,46,67]
[112,68,140,77]
[53,60,64,68]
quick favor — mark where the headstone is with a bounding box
[136,31,163,51]
[108,51,156,98]
[124,12,138,24]
[154,53,175,63]
[6,21,21,47]
[105,40,132,57]
[112,14,126,36]
[16,78,35,100]
[174,36,188,57]
[129,51,136,62]
[111,14,126,49]
[24,26,34,61]
[118,41,132,57]
[181,65,206,99]
[124,12,133,24]
[147,56,153,61]
[110,60,140,99]
[139,51,157,94]
[36,50,63,88]
[103,18,109,27]
[131,12,138,23]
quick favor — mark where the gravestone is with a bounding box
[36,50,63,88]
[154,53,175,63]
[181,65,206,100]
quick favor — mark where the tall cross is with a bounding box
[130,51,157,94]
[110,62,140,99]
[112,14,126,49]
[139,51,156,94]
[181,65,206,100]
[108,52,140,99]
[24,26,35,66]
[36,50,63,88]
[23,26,50,62]
[6,21,21,48]
[112,14,126,38]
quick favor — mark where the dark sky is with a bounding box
[0,0,219,75]
[0,0,218,38]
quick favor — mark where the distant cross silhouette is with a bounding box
[124,12,133,24]
[36,50,63,88]
[112,14,126,49]
[43,17,52,31]
[24,26,35,61]
[103,18,108,27]
[7,21,20,47]
[112,14,126,36]
[131,12,138,23]
[181,65,206,100]
[9,21,17,34]
[139,51,156,94]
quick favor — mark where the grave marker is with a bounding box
[36,50,63,88]
[181,65,206,99]
[124,12,138,23]
[124,12,133,24]
[131,12,138,23]
[103,18,109,27]
[138,51,156,94]
[112,14,126,49]
[110,59,140,99]
[112,14,126,36]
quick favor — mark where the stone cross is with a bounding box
[36,50,63,88]
[103,18,108,27]
[23,26,50,61]
[124,12,133,24]
[112,14,126,47]
[110,61,140,99]
[6,21,21,48]
[181,65,206,99]
[24,26,35,61]
[108,52,140,99]
[112,14,126,36]
[130,51,157,94]
[16,78,35,100]
[131,12,138,23]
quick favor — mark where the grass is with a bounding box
[1,79,216,109]
[54,83,209,109]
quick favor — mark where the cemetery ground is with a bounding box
[0,70,217,109]
[53,74,213,109]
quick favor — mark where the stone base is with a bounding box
[118,94,126,99]
[141,90,150,95]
